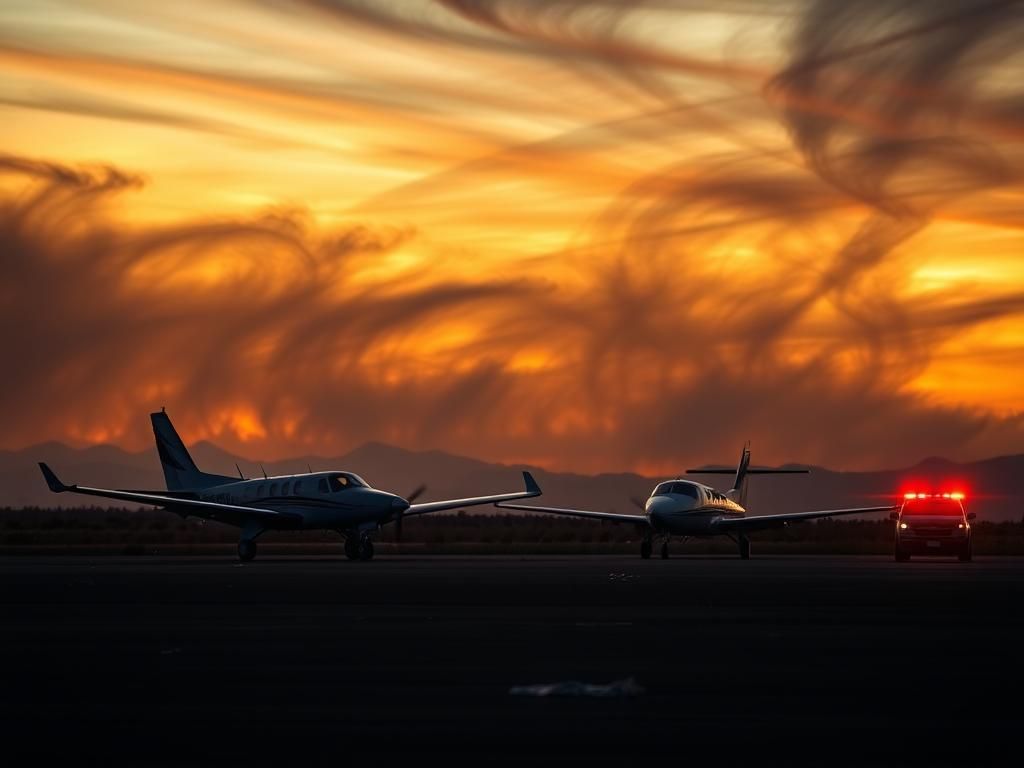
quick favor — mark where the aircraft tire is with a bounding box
[237,540,257,562]
[358,539,375,561]
[640,540,652,559]
[344,537,359,560]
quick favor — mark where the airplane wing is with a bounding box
[404,471,542,517]
[38,463,301,527]
[494,500,651,527]
[712,505,895,533]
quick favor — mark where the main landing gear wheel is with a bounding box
[660,540,670,560]
[237,540,257,562]
[344,537,359,561]
[640,539,652,559]
[358,538,375,561]
[738,535,751,560]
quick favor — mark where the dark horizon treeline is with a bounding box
[2,507,1023,555]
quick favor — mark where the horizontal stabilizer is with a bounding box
[686,468,809,474]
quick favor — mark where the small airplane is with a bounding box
[38,409,541,562]
[496,444,894,559]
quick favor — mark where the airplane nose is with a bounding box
[391,496,410,511]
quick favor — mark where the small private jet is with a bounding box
[496,444,893,559]
[38,409,541,562]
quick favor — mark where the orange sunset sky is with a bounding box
[2,0,1023,474]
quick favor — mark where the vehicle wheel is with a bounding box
[660,541,669,560]
[358,539,375,561]
[344,537,359,560]
[640,540,652,559]
[738,536,751,560]
[237,540,257,562]
[959,541,972,562]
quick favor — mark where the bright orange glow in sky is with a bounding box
[2,0,1023,473]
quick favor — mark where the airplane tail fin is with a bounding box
[687,443,809,507]
[151,410,235,491]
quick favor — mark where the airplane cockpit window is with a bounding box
[670,482,699,499]
[318,478,329,494]
[327,474,353,492]
[344,473,368,487]
[652,482,674,497]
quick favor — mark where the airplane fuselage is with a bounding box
[193,471,408,531]
[643,480,746,536]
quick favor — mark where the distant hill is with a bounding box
[2,442,1021,521]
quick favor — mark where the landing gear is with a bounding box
[358,538,375,561]
[237,539,257,562]
[640,539,652,559]
[738,534,751,560]
[660,540,670,560]
[344,536,359,560]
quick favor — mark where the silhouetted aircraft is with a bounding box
[38,410,540,561]
[496,444,893,559]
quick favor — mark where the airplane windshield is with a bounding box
[671,482,699,499]
[327,473,368,492]
[652,482,699,499]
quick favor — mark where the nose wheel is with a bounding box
[343,535,375,561]
[237,540,257,562]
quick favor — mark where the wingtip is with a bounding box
[522,470,541,496]
[38,462,69,493]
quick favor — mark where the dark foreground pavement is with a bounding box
[2,555,1022,766]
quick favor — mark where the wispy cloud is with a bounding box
[1,1,1023,472]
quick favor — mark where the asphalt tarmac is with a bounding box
[2,555,1022,766]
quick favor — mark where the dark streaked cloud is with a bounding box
[1,1,1023,472]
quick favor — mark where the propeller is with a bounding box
[630,496,646,512]
[395,484,427,543]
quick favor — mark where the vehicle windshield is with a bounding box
[326,473,367,492]
[902,499,963,517]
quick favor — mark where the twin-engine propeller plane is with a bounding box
[38,410,541,562]
[497,445,894,559]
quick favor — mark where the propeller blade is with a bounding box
[395,485,425,543]
[630,496,646,511]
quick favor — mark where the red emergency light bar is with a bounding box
[903,492,965,500]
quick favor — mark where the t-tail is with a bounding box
[687,443,809,507]
[152,409,236,491]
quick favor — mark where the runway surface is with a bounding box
[2,555,1022,765]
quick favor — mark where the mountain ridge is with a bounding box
[2,441,1021,521]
